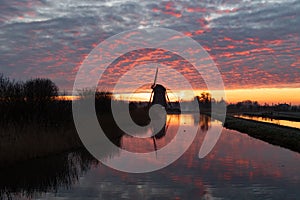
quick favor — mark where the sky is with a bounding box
[0,0,299,104]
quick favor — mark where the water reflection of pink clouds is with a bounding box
[104,118,300,189]
[201,128,300,181]
[87,115,300,198]
[110,114,196,164]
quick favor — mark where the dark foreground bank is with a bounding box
[0,106,145,168]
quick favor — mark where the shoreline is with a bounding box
[241,112,300,122]
[220,115,300,153]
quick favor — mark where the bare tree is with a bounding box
[0,73,12,99]
[23,78,58,102]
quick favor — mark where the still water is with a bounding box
[234,115,300,130]
[1,114,300,200]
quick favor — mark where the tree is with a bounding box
[23,78,58,102]
[0,73,24,101]
[199,92,211,104]
[0,73,11,99]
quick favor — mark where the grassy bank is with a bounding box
[223,115,300,153]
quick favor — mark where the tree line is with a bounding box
[0,73,69,125]
[0,74,115,125]
[0,73,58,102]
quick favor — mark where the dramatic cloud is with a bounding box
[0,0,299,91]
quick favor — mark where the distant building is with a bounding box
[276,103,291,111]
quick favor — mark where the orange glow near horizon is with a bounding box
[113,87,300,105]
[65,88,300,105]
[56,95,80,101]
[224,88,300,105]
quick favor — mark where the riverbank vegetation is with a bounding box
[223,116,300,153]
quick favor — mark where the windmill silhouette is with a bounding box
[148,68,180,113]
[148,68,172,111]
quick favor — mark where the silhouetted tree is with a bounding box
[195,92,213,112]
[0,74,24,102]
[95,90,113,113]
[199,92,211,104]
[0,73,12,99]
[23,78,58,102]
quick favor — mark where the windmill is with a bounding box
[148,68,171,109]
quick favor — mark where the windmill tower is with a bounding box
[149,68,171,109]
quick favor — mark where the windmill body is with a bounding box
[151,84,167,108]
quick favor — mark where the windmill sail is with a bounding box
[152,67,158,89]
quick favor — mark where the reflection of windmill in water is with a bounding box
[151,114,172,154]
[146,68,180,154]
[148,68,181,114]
